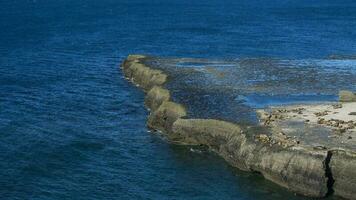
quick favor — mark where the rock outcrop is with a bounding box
[339,90,356,102]
[330,149,356,199]
[121,55,167,91]
[145,86,170,111]
[172,119,329,197]
[121,55,356,200]
[147,101,186,134]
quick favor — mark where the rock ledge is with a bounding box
[121,55,356,200]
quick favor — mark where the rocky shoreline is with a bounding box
[121,55,356,200]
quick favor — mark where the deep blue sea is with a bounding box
[1,0,356,199]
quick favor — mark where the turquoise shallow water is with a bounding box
[0,0,355,199]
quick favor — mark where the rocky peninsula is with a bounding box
[121,55,356,200]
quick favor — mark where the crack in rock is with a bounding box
[325,150,335,197]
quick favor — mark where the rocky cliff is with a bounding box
[121,55,356,200]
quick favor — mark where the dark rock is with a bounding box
[315,111,329,117]
[332,104,343,109]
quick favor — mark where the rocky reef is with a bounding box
[339,90,356,102]
[258,102,356,199]
[121,55,356,200]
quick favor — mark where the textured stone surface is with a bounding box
[172,119,329,197]
[121,55,167,91]
[330,150,356,200]
[252,147,329,197]
[145,86,170,111]
[121,55,356,199]
[147,101,186,134]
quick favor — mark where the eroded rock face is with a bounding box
[147,101,186,134]
[257,103,356,199]
[253,148,329,197]
[330,150,356,200]
[172,119,257,170]
[339,90,356,102]
[120,55,356,200]
[121,56,167,91]
[145,86,170,111]
[172,119,329,197]
[171,118,243,147]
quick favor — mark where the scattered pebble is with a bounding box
[314,111,329,117]
[291,108,305,113]
[256,134,270,143]
[332,104,343,109]
[317,118,325,124]
[258,104,355,147]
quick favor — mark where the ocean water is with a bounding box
[1,0,355,199]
